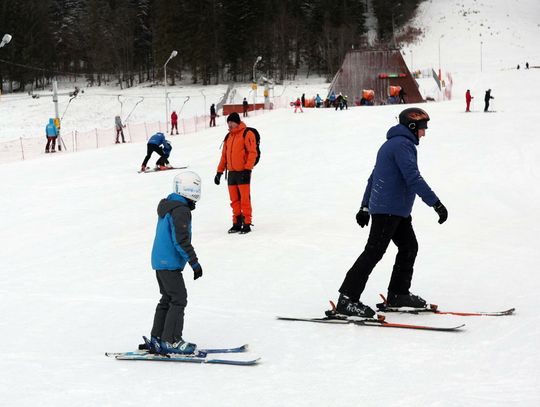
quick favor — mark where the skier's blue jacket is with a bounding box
[45,119,58,137]
[362,124,439,217]
[148,132,166,146]
[162,141,172,157]
[151,193,199,271]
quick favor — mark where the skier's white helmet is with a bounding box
[173,171,201,202]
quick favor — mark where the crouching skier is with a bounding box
[144,171,203,354]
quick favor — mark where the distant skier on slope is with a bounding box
[140,132,171,172]
[145,171,203,355]
[335,108,448,318]
[465,89,474,112]
[115,115,126,143]
[45,118,58,153]
[484,89,494,112]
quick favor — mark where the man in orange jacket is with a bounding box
[214,112,258,234]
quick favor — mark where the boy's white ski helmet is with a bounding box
[173,171,201,202]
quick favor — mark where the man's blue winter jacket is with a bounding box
[362,124,439,217]
[148,132,166,146]
[151,193,199,271]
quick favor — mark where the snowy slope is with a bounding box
[1,1,540,406]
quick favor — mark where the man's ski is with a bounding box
[376,294,515,316]
[112,353,260,366]
[278,301,464,332]
[138,166,188,174]
[277,315,465,332]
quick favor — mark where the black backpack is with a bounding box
[222,127,261,166]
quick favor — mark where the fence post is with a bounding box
[20,137,25,161]
[182,119,185,135]
[144,122,148,140]
[127,123,132,143]
[95,128,99,149]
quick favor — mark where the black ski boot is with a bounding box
[239,224,251,234]
[228,215,244,234]
[386,292,427,309]
[335,294,375,318]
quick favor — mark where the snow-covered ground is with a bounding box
[1,1,540,406]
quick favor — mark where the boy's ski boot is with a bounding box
[140,335,162,353]
[239,224,252,234]
[377,292,428,312]
[334,294,375,318]
[160,339,197,355]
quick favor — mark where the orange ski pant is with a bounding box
[227,184,252,225]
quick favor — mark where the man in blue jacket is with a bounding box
[336,108,448,318]
[140,132,169,172]
[147,171,203,354]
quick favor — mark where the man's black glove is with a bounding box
[356,207,370,228]
[192,263,203,280]
[214,172,223,185]
[242,169,252,183]
[433,200,448,224]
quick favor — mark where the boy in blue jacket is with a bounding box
[146,171,203,354]
[336,108,449,318]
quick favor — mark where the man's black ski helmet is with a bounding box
[399,107,430,133]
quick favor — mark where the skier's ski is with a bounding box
[277,301,465,332]
[110,352,260,366]
[138,166,188,174]
[106,343,249,358]
[376,294,515,316]
[277,315,464,332]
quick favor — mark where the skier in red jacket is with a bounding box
[465,90,474,112]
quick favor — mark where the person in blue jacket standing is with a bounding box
[141,132,169,172]
[45,118,58,153]
[146,171,203,354]
[335,108,449,318]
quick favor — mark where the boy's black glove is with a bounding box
[433,200,448,224]
[214,172,223,185]
[356,207,370,228]
[192,263,203,280]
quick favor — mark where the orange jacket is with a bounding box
[217,122,258,172]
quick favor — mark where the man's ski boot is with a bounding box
[160,339,197,355]
[239,224,252,234]
[334,294,375,318]
[228,215,244,234]
[377,292,428,312]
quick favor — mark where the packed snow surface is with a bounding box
[1,0,539,406]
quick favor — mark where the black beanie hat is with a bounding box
[227,112,241,124]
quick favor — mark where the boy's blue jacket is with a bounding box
[148,132,166,146]
[362,124,439,217]
[151,193,199,271]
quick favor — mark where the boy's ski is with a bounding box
[376,294,515,316]
[111,352,260,366]
[138,166,188,174]
[106,343,249,358]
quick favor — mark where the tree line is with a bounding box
[0,0,422,92]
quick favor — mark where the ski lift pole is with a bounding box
[178,96,190,115]
[124,96,144,123]
[117,95,124,117]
